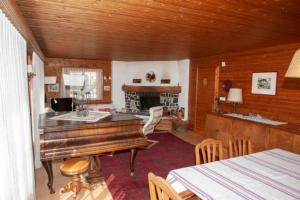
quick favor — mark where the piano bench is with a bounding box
[59,158,93,199]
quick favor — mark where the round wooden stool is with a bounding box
[60,158,93,199]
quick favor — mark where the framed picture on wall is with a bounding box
[161,79,171,84]
[48,84,59,92]
[251,72,277,95]
[132,79,142,84]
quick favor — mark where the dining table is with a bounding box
[166,149,300,200]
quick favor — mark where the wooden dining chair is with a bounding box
[195,138,223,165]
[228,136,252,158]
[148,173,200,200]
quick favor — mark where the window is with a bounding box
[61,68,103,100]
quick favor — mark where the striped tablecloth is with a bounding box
[166,149,300,200]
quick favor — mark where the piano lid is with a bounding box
[39,112,143,133]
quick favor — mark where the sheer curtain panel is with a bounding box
[0,9,35,200]
[31,52,45,168]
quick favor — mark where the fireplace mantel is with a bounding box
[122,85,181,94]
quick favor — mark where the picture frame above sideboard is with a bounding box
[251,72,277,95]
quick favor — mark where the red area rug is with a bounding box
[101,132,195,200]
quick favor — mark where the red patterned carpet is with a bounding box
[101,132,195,200]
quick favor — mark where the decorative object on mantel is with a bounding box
[161,79,170,84]
[251,72,277,95]
[227,88,243,113]
[222,80,232,92]
[133,78,142,84]
[47,84,59,92]
[285,49,300,78]
[145,71,156,82]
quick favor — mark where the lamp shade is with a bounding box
[285,49,300,78]
[63,74,85,86]
[227,88,243,103]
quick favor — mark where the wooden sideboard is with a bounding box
[205,113,300,158]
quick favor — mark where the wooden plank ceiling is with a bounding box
[16,0,300,61]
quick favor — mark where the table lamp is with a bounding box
[227,88,243,113]
[285,49,300,78]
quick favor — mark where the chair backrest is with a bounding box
[195,138,223,165]
[148,172,183,200]
[142,106,163,135]
[229,136,252,158]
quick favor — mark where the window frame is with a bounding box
[61,67,104,101]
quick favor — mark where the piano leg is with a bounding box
[87,155,104,183]
[130,148,138,176]
[42,160,55,194]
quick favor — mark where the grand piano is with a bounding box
[39,112,148,194]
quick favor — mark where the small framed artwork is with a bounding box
[132,79,142,84]
[48,84,59,92]
[251,72,277,95]
[161,79,171,84]
[104,85,111,91]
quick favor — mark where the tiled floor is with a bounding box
[35,130,203,200]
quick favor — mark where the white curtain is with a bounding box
[31,52,45,169]
[61,67,103,99]
[0,9,35,200]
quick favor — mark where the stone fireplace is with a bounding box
[122,85,181,115]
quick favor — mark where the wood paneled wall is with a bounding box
[189,42,300,133]
[45,58,111,105]
[189,60,219,133]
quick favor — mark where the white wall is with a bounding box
[31,52,45,169]
[112,60,189,120]
[178,59,190,120]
